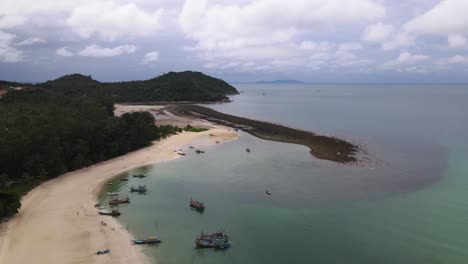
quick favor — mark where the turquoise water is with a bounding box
[102,84,468,263]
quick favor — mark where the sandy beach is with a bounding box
[0,128,238,264]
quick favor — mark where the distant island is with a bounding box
[254,80,305,84]
[1,71,239,103]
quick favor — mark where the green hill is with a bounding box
[40,71,239,102]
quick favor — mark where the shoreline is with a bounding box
[0,128,239,264]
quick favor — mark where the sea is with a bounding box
[101,83,468,264]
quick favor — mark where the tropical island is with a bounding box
[0,70,361,264]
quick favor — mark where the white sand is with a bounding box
[0,128,238,264]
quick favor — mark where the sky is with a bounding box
[0,0,467,83]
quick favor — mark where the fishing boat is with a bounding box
[132,174,146,178]
[177,152,186,156]
[190,199,205,211]
[132,236,161,244]
[195,231,231,249]
[195,150,205,154]
[120,177,129,181]
[130,185,147,193]
[98,209,121,216]
[108,197,130,205]
[107,192,119,196]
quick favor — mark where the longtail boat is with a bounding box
[98,209,121,216]
[190,199,205,211]
[130,185,147,193]
[108,197,130,205]
[132,236,161,244]
[195,231,231,249]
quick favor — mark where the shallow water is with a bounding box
[102,84,468,264]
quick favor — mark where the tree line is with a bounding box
[0,88,180,218]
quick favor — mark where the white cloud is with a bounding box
[78,44,136,57]
[448,34,467,49]
[0,15,26,29]
[56,47,74,57]
[17,37,46,46]
[381,33,415,51]
[67,1,163,41]
[0,30,23,62]
[435,55,468,69]
[180,0,385,71]
[362,22,395,43]
[141,51,159,64]
[405,0,468,37]
[383,51,429,70]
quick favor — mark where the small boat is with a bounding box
[130,185,147,193]
[106,182,113,185]
[177,152,186,156]
[120,177,129,181]
[189,146,195,148]
[246,148,250,152]
[195,150,205,154]
[195,231,231,249]
[132,236,161,244]
[190,199,205,211]
[132,174,146,178]
[98,209,121,216]
[266,190,271,195]
[107,192,119,196]
[96,249,110,255]
[109,197,130,205]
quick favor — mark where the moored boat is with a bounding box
[107,192,119,196]
[109,197,130,205]
[190,198,205,211]
[195,231,231,249]
[98,209,121,216]
[132,174,146,178]
[130,185,147,193]
[132,236,161,244]
[120,177,129,181]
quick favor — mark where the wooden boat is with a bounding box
[195,231,231,249]
[177,152,186,156]
[190,199,205,211]
[132,174,146,178]
[98,209,121,216]
[96,249,110,255]
[120,177,129,181]
[132,236,161,244]
[130,185,147,193]
[109,197,130,205]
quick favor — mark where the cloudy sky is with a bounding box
[1,0,467,83]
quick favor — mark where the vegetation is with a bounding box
[183,124,208,133]
[169,105,360,163]
[0,88,178,219]
[40,71,239,102]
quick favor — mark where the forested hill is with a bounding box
[40,71,239,102]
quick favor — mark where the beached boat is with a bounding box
[132,174,146,178]
[98,209,121,216]
[120,177,129,181]
[109,197,130,205]
[96,249,110,255]
[132,236,161,244]
[195,231,231,249]
[130,185,147,193]
[190,199,205,211]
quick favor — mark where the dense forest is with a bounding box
[0,88,180,218]
[40,71,239,102]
